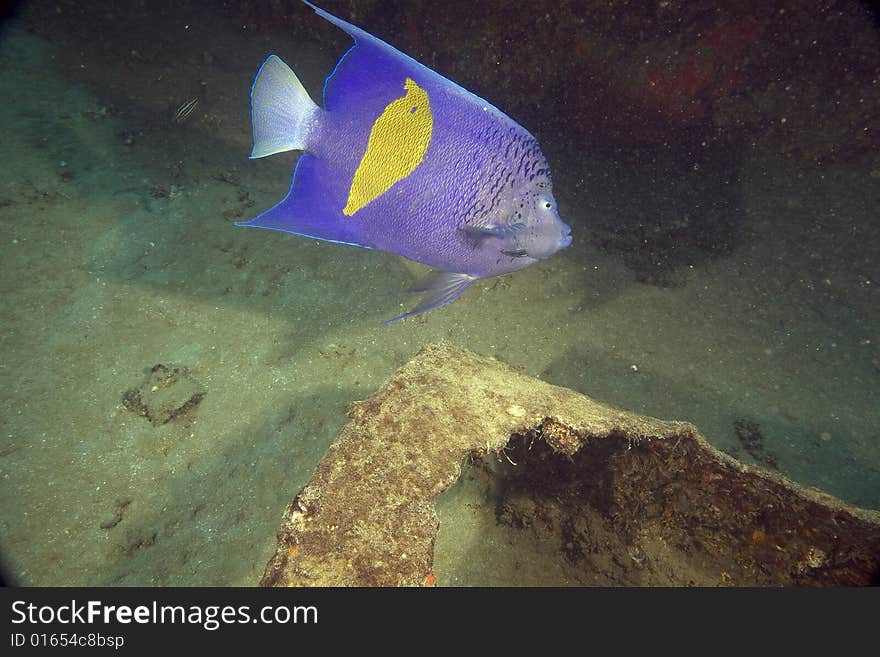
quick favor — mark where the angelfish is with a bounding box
[237,1,572,322]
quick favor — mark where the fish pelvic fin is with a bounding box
[384,271,477,324]
[250,54,321,159]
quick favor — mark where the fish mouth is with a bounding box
[560,224,573,248]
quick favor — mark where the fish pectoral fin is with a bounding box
[383,271,477,324]
[461,223,509,239]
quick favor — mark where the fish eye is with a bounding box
[540,197,554,210]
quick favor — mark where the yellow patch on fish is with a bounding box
[343,78,432,216]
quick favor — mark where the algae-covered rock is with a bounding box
[261,342,880,587]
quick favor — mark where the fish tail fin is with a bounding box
[250,54,320,159]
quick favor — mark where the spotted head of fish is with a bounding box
[506,178,572,261]
[471,175,571,264]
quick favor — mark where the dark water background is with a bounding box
[0,0,877,585]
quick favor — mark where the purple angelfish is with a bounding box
[237,1,572,322]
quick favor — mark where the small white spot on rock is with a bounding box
[506,404,526,417]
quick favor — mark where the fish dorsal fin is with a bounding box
[307,2,430,108]
[304,1,504,117]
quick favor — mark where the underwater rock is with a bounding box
[122,364,205,427]
[261,343,880,587]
